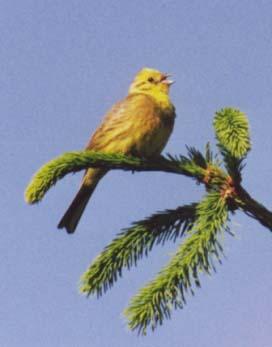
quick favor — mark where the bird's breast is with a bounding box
[130,107,175,157]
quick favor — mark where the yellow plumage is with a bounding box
[58,67,176,233]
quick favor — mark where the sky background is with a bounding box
[1,1,272,346]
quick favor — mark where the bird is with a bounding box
[58,67,176,233]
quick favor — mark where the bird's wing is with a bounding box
[85,94,157,153]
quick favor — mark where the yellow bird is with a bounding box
[58,67,176,233]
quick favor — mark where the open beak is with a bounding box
[161,73,175,85]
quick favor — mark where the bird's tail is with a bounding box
[58,168,107,233]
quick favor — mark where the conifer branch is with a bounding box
[221,150,244,184]
[80,204,197,296]
[214,108,251,159]
[24,151,207,204]
[235,185,272,230]
[24,106,272,334]
[124,192,229,334]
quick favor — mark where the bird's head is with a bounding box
[129,68,174,96]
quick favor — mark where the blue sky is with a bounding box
[1,1,272,346]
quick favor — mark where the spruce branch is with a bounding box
[235,185,272,230]
[213,108,250,185]
[214,108,251,158]
[124,191,229,334]
[24,106,272,333]
[221,149,245,184]
[24,151,207,204]
[80,204,197,296]
[186,146,208,169]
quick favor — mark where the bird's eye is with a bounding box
[148,77,155,83]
